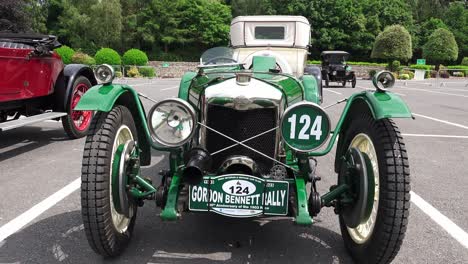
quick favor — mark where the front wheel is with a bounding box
[351,75,357,88]
[62,76,93,139]
[338,114,410,264]
[81,105,138,257]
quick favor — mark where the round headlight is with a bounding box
[372,71,395,92]
[148,98,196,147]
[94,64,115,85]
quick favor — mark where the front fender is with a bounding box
[352,91,412,119]
[75,84,153,165]
[54,64,97,112]
[75,84,127,112]
[332,91,412,172]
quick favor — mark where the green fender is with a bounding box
[332,90,412,172]
[178,72,197,101]
[351,91,412,119]
[75,84,126,112]
[301,75,320,105]
[75,84,154,165]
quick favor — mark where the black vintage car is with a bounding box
[321,51,356,88]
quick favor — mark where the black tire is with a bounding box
[62,76,93,139]
[338,113,410,264]
[342,81,346,87]
[81,105,138,257]
[352,75,357,88]
[325,79,329,87]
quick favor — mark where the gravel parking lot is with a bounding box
[1,77,467,263]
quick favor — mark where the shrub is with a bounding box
[368,69,377,78]
[398,69,414,79]
[371,25,412,62]
[139,66,156,77]
[399,74,410,80]
[71,52,95,65]
[126,66,140,78]
[94,48,121,65]
[54,45,75,64]
[388,60,401,72]
[122,49,149,66]
[462,57,468,66]
[423,28,458,66]
[115,71,123,78]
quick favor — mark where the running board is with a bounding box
[0,112,67,131]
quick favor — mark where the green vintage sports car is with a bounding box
[76,46,411,263]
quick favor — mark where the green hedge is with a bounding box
[409,64,434,70]
[95,48,121,65]
[54,45,75,64]
[122,49,148,66]
[307,60,386,66]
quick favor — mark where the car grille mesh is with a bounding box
[205,104,277,174]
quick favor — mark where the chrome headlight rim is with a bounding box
[372,71,395,92]
[148,98,197,148]
[94,64,115,85]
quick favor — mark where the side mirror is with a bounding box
[372,71,395,92]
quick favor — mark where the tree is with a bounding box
[423,28,458,68]
[419,18,448,47]
[371,25,413,63]
[442,2,468,60]
[0,0,30,32]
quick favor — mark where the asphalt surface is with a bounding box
[1,77,468,263]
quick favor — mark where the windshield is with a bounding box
[200,47,237,65]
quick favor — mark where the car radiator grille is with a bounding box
[205,104,277,174]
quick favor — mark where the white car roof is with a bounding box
[231,16,310,25]
[230,16,311,48]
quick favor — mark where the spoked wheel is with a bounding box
[81,105,138,257]
[338,113,410,264]
[62,76,93,138]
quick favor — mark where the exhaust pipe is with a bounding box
[182,148,212,185]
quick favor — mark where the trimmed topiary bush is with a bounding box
[139,66,156,77]
[71,52,95,65]
[368,69,377,78]
[461,57,468,66]
[94,48,121,65]
[388,60,401,72]
[122,49,149,66]
[398,70,414,79]
[54,45,75,64]
[371,25,412,63]
[423,28,458,68]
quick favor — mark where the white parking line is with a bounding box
[402,87,468,98]
[152,250,232,261]
[161,86,179,91]
[413,113,468,130]
[0,177,80,242]
[411,191,468,249]
[324,89,342,95]
[402,133,468,139]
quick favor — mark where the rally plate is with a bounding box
[189,174,289,217]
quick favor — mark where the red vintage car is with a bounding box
[0,33,96,138]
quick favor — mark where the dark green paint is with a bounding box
[75,84,126,111]
[301,75,320,104]
[178,72,197,101]
[281,104,330,151]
